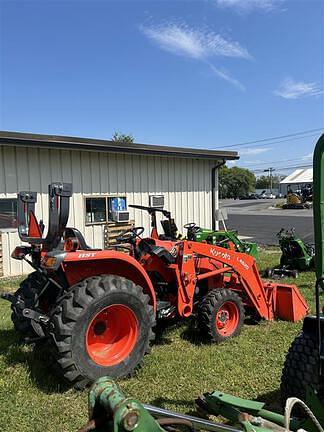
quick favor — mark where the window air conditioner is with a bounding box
[111,211,130,223]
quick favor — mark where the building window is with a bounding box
[0,198,18,229]
[86,197,107,223]
[85,196,127,224]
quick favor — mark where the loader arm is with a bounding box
[175,241,308,321]
[177,241,272,319]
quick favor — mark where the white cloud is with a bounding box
[215,0,282,13]
[239,147,272,155]
[274,78,323,99]
[208,63,246,91]
[302,152,313,160]
[140,22,250,90]
[243,159,265,164]
[141,22,251,60]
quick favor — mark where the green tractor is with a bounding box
[277,228,314,271]
[264,228,314,279]
[188,226,258,259]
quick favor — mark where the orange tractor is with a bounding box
[2,182,309,389]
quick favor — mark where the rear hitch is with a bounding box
[24,335,48,345]
[22,308,50,324]
[1,292,19,304]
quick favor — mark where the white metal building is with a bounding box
[279,168,313,195]
[0,131,238,276]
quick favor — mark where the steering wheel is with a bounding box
[116,226,145,243]
[184,222,200,233]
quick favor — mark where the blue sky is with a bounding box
[1,0,323,175]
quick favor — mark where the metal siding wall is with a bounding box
[0,144,217,276]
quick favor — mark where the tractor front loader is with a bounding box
[2,183,308,389]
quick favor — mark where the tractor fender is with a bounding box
[302,314,324,336]
[62,250,157,311]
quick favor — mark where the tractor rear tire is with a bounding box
[49,275,155,389]
[280,332,322,405]
[197,288,245,343]
[11,272,43,335]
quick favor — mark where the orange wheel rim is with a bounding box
[215,301,239,336]
[86,304,138,367]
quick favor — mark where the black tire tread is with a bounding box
[49,274,155,389]
[280,332,320,404]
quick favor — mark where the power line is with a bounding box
[221,128,323,149]
[242,156,312,168]
[233,132,320,149]
[252,163,312,173]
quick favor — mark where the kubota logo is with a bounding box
[210,248,231,261]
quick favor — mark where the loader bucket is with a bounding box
[272,283,309,322]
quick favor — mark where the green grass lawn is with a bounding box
[0,250,318,432]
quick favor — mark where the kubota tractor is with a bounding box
[2,183,309,389]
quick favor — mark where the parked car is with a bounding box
[239,193,259,200]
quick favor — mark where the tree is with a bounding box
[112,131,134,144]
[255,175,280,189]
[219,166,256,199]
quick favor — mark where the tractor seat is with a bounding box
[137,240,176,264]
[160,218,178,240]
[64,227,100,251]
[150,245,176,265]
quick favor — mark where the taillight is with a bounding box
[11,246,31,260]
[64,237,79,252]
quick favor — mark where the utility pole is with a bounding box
[264,167,276,194]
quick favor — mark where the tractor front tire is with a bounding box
[197,288,245,343]
[280,332,322,405]
[49,275,155,389]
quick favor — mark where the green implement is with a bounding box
[192,227,258,259]
[79,377,292,432]
[198,388,324,432]
[78,377,165,432]
[79,377,324,432]
[277,228,314,271]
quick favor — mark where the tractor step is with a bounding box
[157,301,176,319]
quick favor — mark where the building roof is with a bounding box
[280,168,313,184]
[0,131,239,161]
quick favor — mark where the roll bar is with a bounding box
[129,204,172,238]
[17,182,72,251]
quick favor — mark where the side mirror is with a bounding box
[17,182,72,249]
[17,191,43,242]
